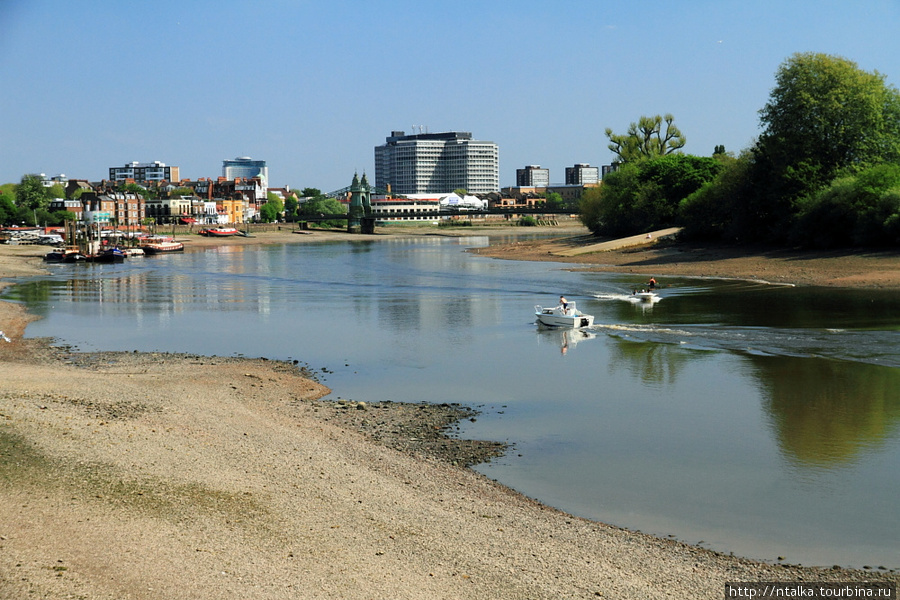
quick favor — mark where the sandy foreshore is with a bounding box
[1,227,896,599]
[470,227,900,289]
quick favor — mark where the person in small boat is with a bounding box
[648,277,657,288]
[559,295,569,314]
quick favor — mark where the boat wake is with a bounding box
[593,292,662,305]
[590,323,900,368]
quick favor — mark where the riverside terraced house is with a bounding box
[374,130,499,195]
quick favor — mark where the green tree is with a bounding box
[119,182,148,197]
[679,152,754,241]
[300,187,322,198]
[581,154,720,237]
[284,196,299,221]
[750,52,900,240]
[259,202,279,222]
[544,192,564,211]
[46,183,66,199]
[793,163,900,247]
[260,192,285,222]
[298,196,347,228]
[16,174,49,211]
[579,186,605,233]
[0,189,18,225]
[605,114,686,164]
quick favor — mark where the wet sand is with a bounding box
[0,227,896,599]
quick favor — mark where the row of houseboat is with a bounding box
[43,235,185,263]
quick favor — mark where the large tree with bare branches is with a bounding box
[605,114,686,164]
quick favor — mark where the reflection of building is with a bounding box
[109,161,180,183]
[375,130,499,194]
[516,165,550,187]
[565,163,600,185]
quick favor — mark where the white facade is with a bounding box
[109,161,178,182]
[375,131,499,195]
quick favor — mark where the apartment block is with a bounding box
[109,161,179,183]
[516,165,550,188]
[565,163,600,185]
[375,131,499,195]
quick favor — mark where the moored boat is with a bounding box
[198,227,240,237]
[86,247,128,263]
[535,301,595,328]
[141,238,185,254]
[44,248,86,263]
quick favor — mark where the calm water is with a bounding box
[4,235,900,569]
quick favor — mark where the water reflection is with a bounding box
[605,336,697,386]
[535,326,597,355]
[752,355,900,469]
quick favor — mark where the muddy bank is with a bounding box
[472,233,900,289]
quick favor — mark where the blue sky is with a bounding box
[2,0,899,192]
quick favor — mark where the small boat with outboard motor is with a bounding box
[534,301,594,328]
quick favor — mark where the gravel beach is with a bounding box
[1,227,897,599]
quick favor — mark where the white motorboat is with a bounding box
[534,302,595,328]
[632,291,659,302]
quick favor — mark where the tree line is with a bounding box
[0,179,348,227]
[580,52,900,248]
[0,175,74,226]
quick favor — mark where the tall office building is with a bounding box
[565,163,600,185]
[109,161,179,183]
[516,165,550,188]
[375,131,499,194]
[223,157,268,185]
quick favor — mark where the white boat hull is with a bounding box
[535,303,594,328]
[633,292,659,302]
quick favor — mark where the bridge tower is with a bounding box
[347,172,373,233]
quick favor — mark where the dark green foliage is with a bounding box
[300,187,322,198]
[679,153,754,241]
[793,164,900,247]
[298,196,347,228]
[283,196,299,221]
[544,192,564,211]
[673,53,900,247]
[581,155,721,237]
[0,190,17,225]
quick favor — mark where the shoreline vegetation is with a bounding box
[1,225,897,599]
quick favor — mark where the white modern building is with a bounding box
[375,131,499,195]
[223,157,268,186]
[109,161,179,182]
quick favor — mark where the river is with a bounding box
[4,234,899,569]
